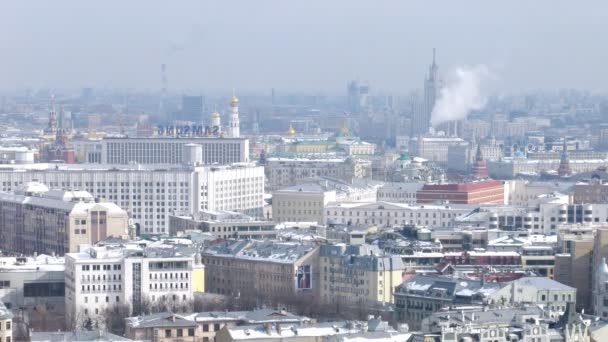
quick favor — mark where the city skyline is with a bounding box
[1,0,606,93]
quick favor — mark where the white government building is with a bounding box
[0,162,265,234]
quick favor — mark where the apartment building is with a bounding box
[265,157,372,190]
[201,240,319,301]
[0,163,265,234]
[272,178,380,224]
[319,244,405,307]
[0,182,128,255]
[324,201,471,228]
[64,243,204,328]
[169,210,277,239]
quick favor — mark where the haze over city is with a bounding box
[1,0,606,93]
[4,2,608,342]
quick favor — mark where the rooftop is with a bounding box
[204,240,316,264]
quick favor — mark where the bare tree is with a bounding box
[102,303,132,336]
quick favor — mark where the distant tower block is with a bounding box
[228,91,240,138]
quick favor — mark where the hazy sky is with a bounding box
[1,1,606,94]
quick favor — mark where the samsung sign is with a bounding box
[157,125,220,137]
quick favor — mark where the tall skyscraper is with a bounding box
[347,80,370,113]
[412,49,441,136]
[179,95,204,122]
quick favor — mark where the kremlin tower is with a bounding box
[557,138,572,177]
[44,95,58,136]
[228,92,240,138]
[43,103,75,163]
[471,143,489,179]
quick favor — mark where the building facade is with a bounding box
[272,178,379,224]
[416,180,505,204]
[0,182,128,255]
[265,158,372,191]
[325,201,471,228]
[0,163,265,234]
[65,244,202,328]
[0,255,65,311]
[100,137,249,165]
[169,211,277,239]
[319,244,405,307]
[202,240,319,302]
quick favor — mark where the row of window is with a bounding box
[81,264,121,271]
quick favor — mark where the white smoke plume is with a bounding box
[430,65,491,127]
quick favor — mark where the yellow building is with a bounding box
[521,245,555,278]
[193,253,206,292]
[319,244,405,307]
[0,302,12,342]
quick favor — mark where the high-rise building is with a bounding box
[347,80,370,113]
[179,95,204,122]
[412,49,441,136]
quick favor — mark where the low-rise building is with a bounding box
[202,240,320,302]
[416,180,505,205]
[215,318,411,342]
[421,304,589,342]
[169,210,277,240]
[491,277,576,314]
[273,178,380,224]
[573,176,608,204]
[394,274,503,327]
[125,309,310,342]
[376,182,423,205]
[319,244,405,307]
[487,156,608,179]
[265,157,372,191]
[0,181,128,255]
[0,302,13,342]
[325,201,471,228]
[0,255,65,310]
